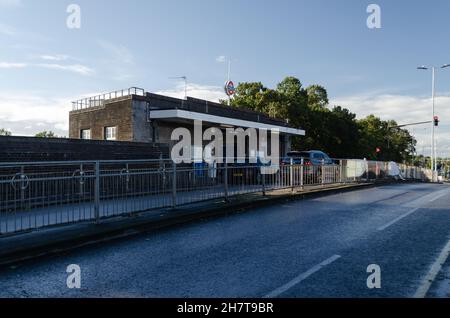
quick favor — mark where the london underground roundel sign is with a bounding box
[224,80,236,96]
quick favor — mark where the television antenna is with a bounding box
[169,76,187,100]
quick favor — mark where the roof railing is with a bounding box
[72,87,145,111]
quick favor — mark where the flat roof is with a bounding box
[70,87,305,135]
[149,109,305,136]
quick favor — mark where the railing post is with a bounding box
[290,158,294,192]
[300,158,304,190]
[94,161,100,224]
[172,161,177,208]
[321,159,325,186]
[261,168,266,196]
[20,165,25,210]
[339,160,344,184]
[375,161,378,180]
[79,163,84,197]
[224,162,229,202]
[364,158,368,182]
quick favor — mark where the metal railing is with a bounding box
[0,158,432,236]
[71,87,145,111]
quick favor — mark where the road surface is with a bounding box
[0,183,449,298]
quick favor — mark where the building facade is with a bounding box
[69,87,305,159]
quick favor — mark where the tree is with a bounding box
[223,76,416,163]
[224,82,281,115]
[306,85,329,110]
[356,116,416,162]
[35,131,57,138]
[325,106,360,158]
[0,128,12,136]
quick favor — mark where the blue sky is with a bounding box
[1,0,450,156]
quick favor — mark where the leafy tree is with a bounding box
[326,106,360,158]
[225,76,416,163]
[0,128,12,136]
[35,131,57,138]
[306,85,329,110]
[223,82,281,115]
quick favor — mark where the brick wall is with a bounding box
[0,136,170,162]
[69,98,134,141]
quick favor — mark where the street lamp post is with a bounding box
[417,64,450,179]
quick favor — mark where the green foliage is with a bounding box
[0,128,12,136]
[35,131,57,138]
[226,76,417,162]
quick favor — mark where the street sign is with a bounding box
[224,80,236,97]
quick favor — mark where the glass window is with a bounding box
[80,129,91,140]
[287,151,310,158]
[313,153,324,159]
[105,126,117,141]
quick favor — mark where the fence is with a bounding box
[71,87,145,111]
[0,158,431,236]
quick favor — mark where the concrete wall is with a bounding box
[132,100,153,142]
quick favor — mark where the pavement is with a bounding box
[0,183,263,235]
[0,182,372,266]
[0,182,449,298]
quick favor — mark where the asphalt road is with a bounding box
[0,183,449,298]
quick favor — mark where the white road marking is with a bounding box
[377,208,420,231]
[264,255,341,298]
[429,192,448,202]
[414,239,450,298]
[403,189,449,208]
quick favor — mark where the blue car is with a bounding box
[282,150,335,166]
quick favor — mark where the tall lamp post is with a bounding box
[417,64,450,178]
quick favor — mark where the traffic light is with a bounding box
[434,116,439,127]
[376,147,381,154]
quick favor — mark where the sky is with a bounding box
[1,0,450,156]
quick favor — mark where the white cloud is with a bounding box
[0,0,22,8]
[155,83,227,102]
[0,62,27,69]
[216,55,226,63]
[331,93,450,157]
[0,92,74,136]
[36,63,94,76]
[40,54,69,61]
[0,58,94,75]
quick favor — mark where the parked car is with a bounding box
[281,150,340,184]
[281,150,335,166]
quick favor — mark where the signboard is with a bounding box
[224,81,236,97]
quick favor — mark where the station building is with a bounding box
[68,87,305,160]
